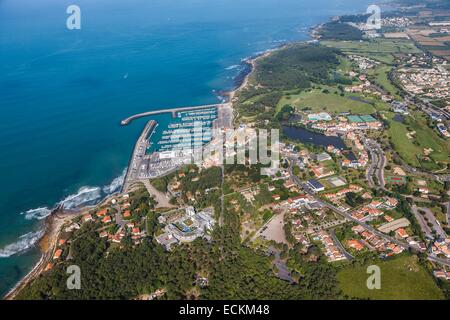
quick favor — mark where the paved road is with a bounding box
[447,201,450,227]
[330,230,354,261]
[412,205,446,239]
[411,205,434,239]
[362,136,386,190]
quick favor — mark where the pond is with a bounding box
[282,126,347,150]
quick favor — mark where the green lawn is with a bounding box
[337,255,444,300]
[277,88,376,114]
[386,112,450,170]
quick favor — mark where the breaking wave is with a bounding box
[225,64,240,70]
[19,168,126,220]
[6,169,127,257]
[0,230,44,258]
[102,168,126,194]
[20,207,51,221]
[60,186,102,209]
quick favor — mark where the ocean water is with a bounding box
[0,0,374,295]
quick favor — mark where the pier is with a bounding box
[122,119,156,192]
[120,103,228,126]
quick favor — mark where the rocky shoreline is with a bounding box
[3,194,117,300]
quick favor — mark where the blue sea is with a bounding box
[0,0,374,295]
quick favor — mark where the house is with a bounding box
[123,210,131,218]
[352,225,365,234]
[418,187,429,194]
[385,197,398,208]
[99,231,108,238]
[44,263,54,271]
[284,180,296,189]
[123,202,131,209]
[368,208,383,217]
[396,228,409,238]
[347,239,364,251]
[369,201,382,208]
[53,249,63,260]
[384,215,394,223]
[58,239,66,246]
[433,270,447,279]
[102,215,112,224]
[272,194,281,201]
[82,214,93,223]
[307,179,325,192]
[352,211,366,221]
[97,208,108,217]
[268,186,275,192]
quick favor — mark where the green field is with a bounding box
[369,65,402,99]
[337,255,444,300]
[386,112,450,170]
[322,39,422,65]
[277,88,376,114]
[321,39,422,54]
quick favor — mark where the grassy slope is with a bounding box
[277,88,376,114]
[369,65,402,99]
[322,39,421,65]
[337,255,444,300]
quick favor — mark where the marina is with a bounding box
[121,104,228,192]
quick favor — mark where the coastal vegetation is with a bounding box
[236,43,343,126]
[317,22,364,41]
[17,173,341,300]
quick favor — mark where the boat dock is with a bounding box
[120,103,228,126]
[122,119,156,192]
